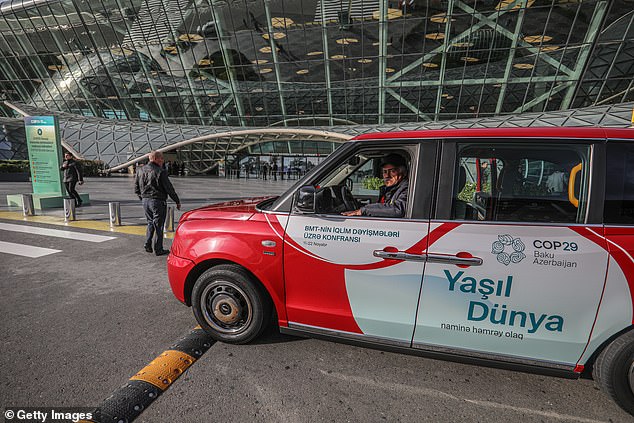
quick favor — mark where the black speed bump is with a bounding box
[87,327,215,423]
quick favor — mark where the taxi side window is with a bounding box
[451,143,590,223]
[605,142,634,224]
[312,149,412,216]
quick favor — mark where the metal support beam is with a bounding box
[112,0,171,123]
[386,88,432,121]
[386,0,523,84]
[209,1,246,125]
[70,0,138,120]
[434,0,455,119]
[319,0,334,125]
[561,1,608,109]
[166,0,208,125]
[213,95,236,120]
[496,0,528,114]
[512,81,571,114]
[15,3,97,115]
[456,1,575,76]
[377,0,388,124]
[264,0,288,125]
[388,75,575,88]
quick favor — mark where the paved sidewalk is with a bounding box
[0,175,296,228]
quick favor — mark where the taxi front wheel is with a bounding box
[192,264,272,344]
[593,329,634,415]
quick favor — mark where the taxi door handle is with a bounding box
[373,250,426,261]
[373,249,483,266]
[426,253,483,266]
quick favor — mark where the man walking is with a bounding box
[60,151,84,207]
[134,151,181,256]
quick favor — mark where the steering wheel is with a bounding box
[340,184,359,211]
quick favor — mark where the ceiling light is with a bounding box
[425,33,445,41]
[110,48,134,56]
[271,17,293,28]
[178,34,203,42]
[523,35,553,43]
[259,46,279,53]
[496,0,535,11]
[372,8,403,20]
[262,32,286,40]
[336,38,359,45]
[430,13,455,23]
[451,42,474,48]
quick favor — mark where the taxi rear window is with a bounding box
[452,143,590,224]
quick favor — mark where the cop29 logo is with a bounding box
[491,234,526,266]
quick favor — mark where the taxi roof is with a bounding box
[352,126,634,141]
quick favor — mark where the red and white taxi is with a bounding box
[168,126,634,415]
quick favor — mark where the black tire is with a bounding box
[191,264,272,344]
[593,329,634,415]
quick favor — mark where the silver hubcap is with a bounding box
[200,280,252,335]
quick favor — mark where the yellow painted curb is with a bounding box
[130,350,196,390]
[0,211,174,238]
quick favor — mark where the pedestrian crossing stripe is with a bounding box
[0,240,61,258]
[0,222,116,243]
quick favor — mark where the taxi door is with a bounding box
[282,142,437,346]
[413,139,608,366]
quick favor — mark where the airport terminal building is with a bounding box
[0,0,633,174]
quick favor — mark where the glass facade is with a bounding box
[0,0,632,127]
[0,0,633,171]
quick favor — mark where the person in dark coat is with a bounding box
[134,151,181,256]
[342,153,409,218]
[60,151,84,207]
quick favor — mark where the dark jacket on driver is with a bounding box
[360,179,408,218]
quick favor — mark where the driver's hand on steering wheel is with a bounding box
[342,209,362,216]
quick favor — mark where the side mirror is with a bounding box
[295,185,316,214]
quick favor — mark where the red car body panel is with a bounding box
[168,199,288,324]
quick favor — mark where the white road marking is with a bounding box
[0,241,61,258]
[320,370,608,423]
[0,222,116,243]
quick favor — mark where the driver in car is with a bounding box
[342,153,409,218]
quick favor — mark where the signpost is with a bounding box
[6,115,89,209]
[24,116,64,196]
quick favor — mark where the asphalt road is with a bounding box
[0,220,632,423]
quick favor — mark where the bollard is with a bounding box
[21,194,35,216]
[164,205,175,232]
[64,198,76,222]
[109,202,121,227]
